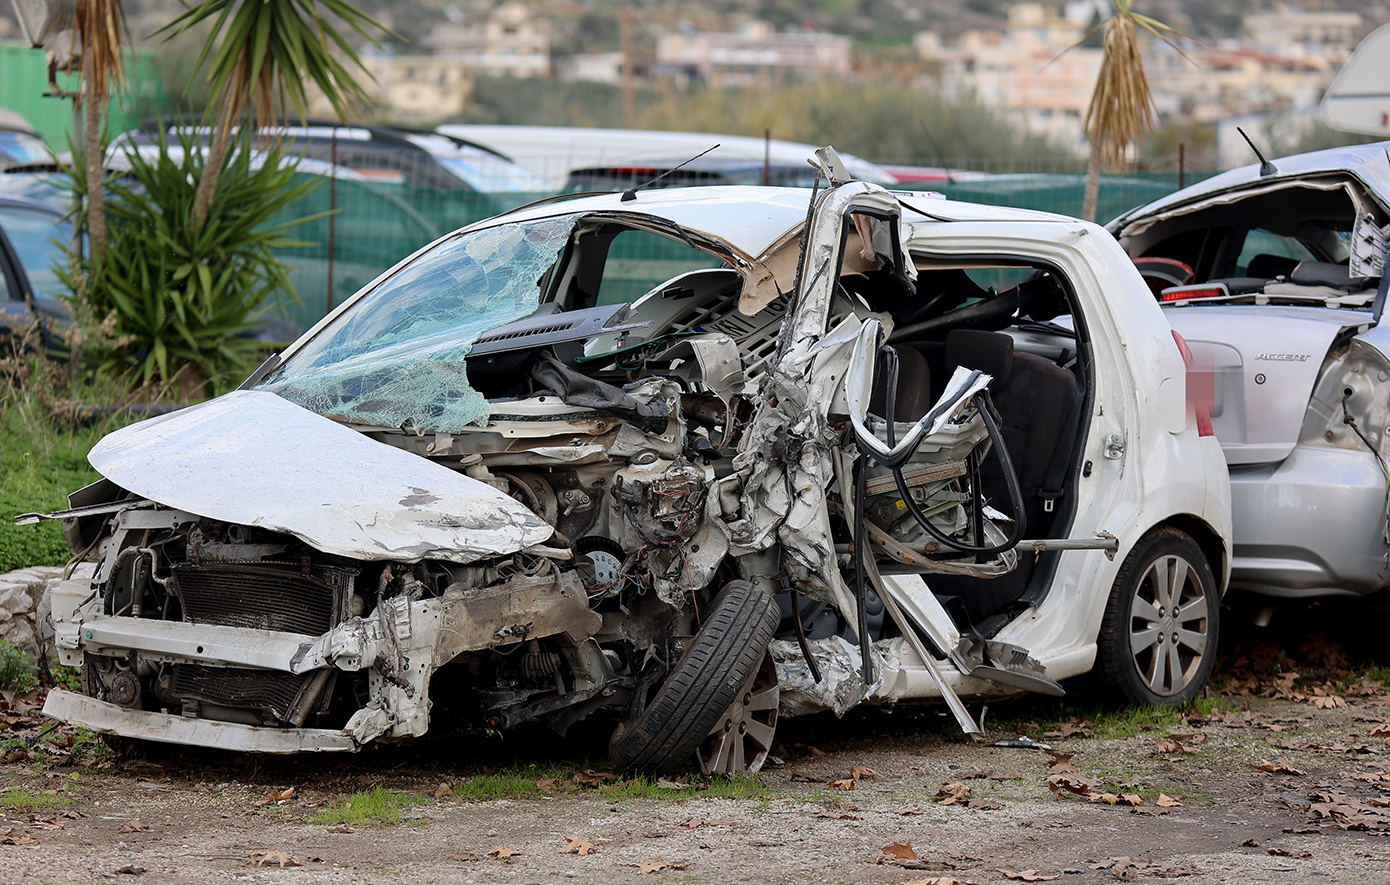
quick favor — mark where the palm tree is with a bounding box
[155,0,387,229]
[1080,1,1185,221]
[76,0,126,274]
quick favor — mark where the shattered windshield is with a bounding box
[259,213,579,431]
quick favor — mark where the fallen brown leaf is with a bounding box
[268,786,295,802]
[828,778,856,790]
[998,870,1060,882]
[487,847,524,859]
[250,851,304,869]
[451,852,480,862]
[1156,794,1183,807]
[1044,751,1076,774]
[894,806,926,816]
[573,770,619,787]
[0,827,35,845]
[967,798,1002,810]
[563,837,597,855]
[433,782,451,799]
[536,776,565,793]
[117,819,151,834]
[807,745,826,756]
[633,860,688,875]
[1266,847,1312,858]
[28,816,66,831]
[849,765,880,779]
[114,865,146,875]
[880,842,918,860]
[1252,759,1306,775]
[936,782,971,805]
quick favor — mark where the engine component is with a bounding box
[575,536,627,591]
[109,670,140,708]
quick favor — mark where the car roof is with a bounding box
[0,193,63,217]
[468,185,1075,258]
[437,124,895,187]
[1110,139,1390,231]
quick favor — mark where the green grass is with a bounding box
[309,787,427,826]
[0,410,113,573]
[1,788,76,810]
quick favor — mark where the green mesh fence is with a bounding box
[259,168,1219,339]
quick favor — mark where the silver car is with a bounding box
[1110,141,1390,601]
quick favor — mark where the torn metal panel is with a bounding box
[769,636,885,717]
[88,390,553,564]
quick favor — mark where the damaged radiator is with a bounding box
[170,562,356,636]
[167,562,355,724]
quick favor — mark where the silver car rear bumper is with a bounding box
[1230,444,1390,597]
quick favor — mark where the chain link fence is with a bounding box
[257,154,1218,338]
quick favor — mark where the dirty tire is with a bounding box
[609,580,780,776]
[1096,527,1219,707]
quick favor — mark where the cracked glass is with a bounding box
[260,214,580,431]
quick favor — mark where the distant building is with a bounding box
[919,4,1101,152]
[422,2,550,79]
[358,53,473,122]
[1245,6,1365,60]
[555,52,626,85]
[655,21,852,87]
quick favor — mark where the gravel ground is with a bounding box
[4,596,1390,885]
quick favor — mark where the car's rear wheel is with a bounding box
[1097,528,1219,706]
[609,580,779,776]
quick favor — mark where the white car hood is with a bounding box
[88,390,554,563]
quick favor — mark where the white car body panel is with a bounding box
[88,389,554,563]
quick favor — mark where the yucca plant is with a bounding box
[59,131,323,397]
[155,0,388,229]
[1079,1,1186,221]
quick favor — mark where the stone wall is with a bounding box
[0,564,95,664]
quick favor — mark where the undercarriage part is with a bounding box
[608,580,780,775]
[697,651,779,775]
[170,562,356,636]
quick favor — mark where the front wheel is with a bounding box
[1096,528,1219,706]
[609,581,780,776]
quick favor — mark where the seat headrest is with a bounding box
[946,329,1014,385]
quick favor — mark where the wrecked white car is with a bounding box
[1111,141,1390,603]
[30,151,1230,774]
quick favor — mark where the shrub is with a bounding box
[0,640,37,691]
[60,130,323,396]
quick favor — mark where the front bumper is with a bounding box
[43,690,359,753]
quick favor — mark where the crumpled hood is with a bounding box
[88,390,554,563]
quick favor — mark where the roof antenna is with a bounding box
[1237,126,1278,177]
[621,144,721,202]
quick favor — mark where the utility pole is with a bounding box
[620,8,636,128]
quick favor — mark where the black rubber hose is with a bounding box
[853,456,874,685]
[879,346,1025,556]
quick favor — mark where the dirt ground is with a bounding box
[5,595,1390,885]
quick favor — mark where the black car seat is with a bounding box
[870,344,934,422]
[924,329,1078,623]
